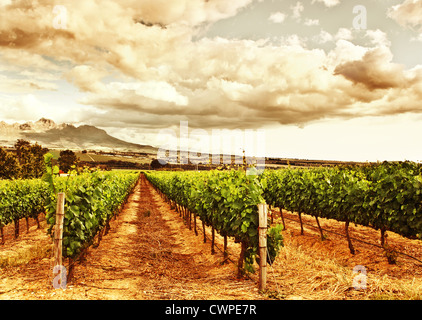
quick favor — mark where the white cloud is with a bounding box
[315,30,334,43]
[335,28,353,41]
[327,39,368,66]
[291,2,304,21]
[83,80,189,111]
[411,34,422,42]
[0,94,61,122]
[128,0,256,27]
[0,0,11,7]
[304,18,320,26]
[388,0,422,31]
[314,28,353,44]
[311,0,341,7]
[268,12,286,24]
[65,65,107,93]
[365,29,391,47]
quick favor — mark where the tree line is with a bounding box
[0,140,78,179]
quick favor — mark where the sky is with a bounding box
[1,0,422,162]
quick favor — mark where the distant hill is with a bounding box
[0,118,158,153]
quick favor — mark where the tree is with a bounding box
[150,159,165,170]
[14,140,48,179]
[0,147,20,179]
[30,143,49,178]
[58,150,78,173]
[14,139,31,161]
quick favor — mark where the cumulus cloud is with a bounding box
[315,30,334,43]
[365,29,391,47]
[268,12,286,24]
[313,28,354,45]
[335,28,353,41]
[334,46,406,91]
[388,0,422,31]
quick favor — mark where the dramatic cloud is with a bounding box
[65,65,108,93]
[0,0,422,144]
[334,46,406,91]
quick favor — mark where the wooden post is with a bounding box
[258,203,267,292]
[53,193,65,288]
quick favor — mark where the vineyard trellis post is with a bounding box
[258,203,267,292]
[53,192,65,288]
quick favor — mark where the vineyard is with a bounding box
[0,178,48,242]
[262,162,422,258]
[1,154,140,279]
[144,169,284,274]
[0,158,422,300]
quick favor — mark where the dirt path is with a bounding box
[0,174,262,300]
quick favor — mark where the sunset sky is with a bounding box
[1,0,422,162]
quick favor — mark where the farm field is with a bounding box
[0,173,421,300]
[47,149,155,165]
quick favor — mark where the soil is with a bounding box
[1,174,422,300]
[275,209,422,278]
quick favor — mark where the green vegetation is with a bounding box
[0,140,49,180]
[58,149,78,173]
[261,161,422,255]
[43,153,140,259]
[0,153,139,260]
[0,178,49,241]
[145,169,284,273]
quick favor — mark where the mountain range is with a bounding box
[0,118,158,153]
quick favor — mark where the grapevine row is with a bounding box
[261,161,422,254]
[1,153,140,268]
[144,169,284,274]
[0,179,48,242]
[44,153,140,260]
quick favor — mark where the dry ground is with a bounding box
[0,174,422,300]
